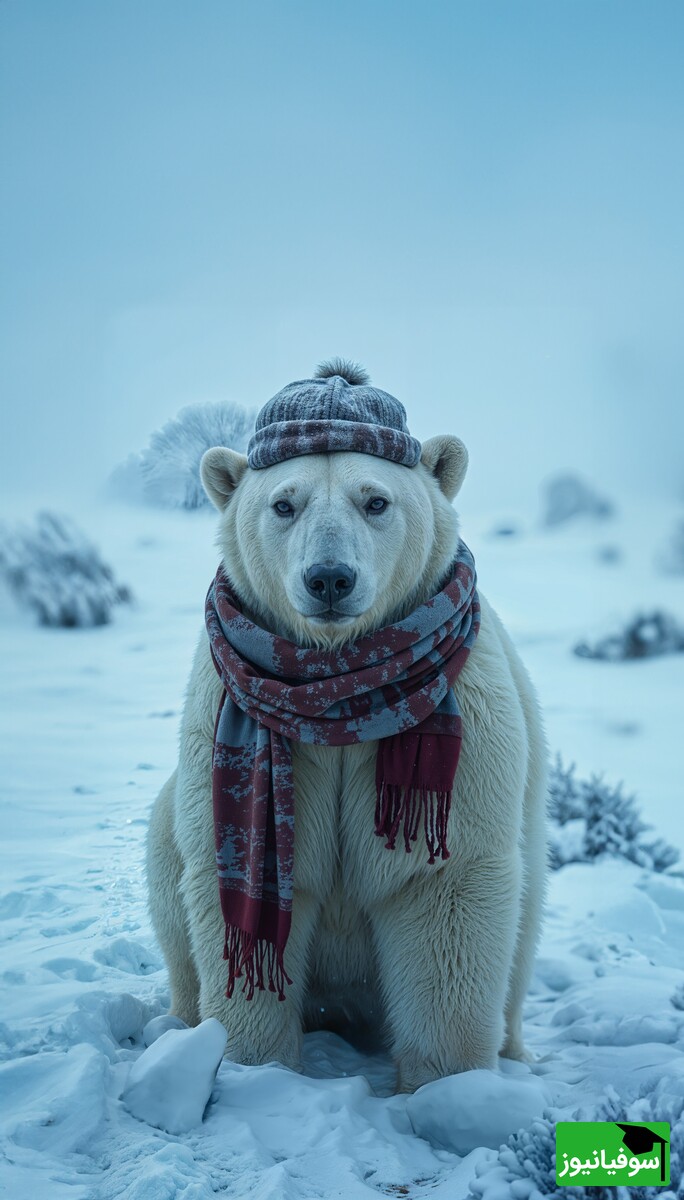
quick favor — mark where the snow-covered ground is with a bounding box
[1,493,684,1199]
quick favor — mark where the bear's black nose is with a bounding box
[303,562,356,607]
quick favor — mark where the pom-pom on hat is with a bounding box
[246,359,422,470]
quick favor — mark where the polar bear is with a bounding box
[147,365,548,1092]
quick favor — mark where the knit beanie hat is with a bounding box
[246,358,422,470]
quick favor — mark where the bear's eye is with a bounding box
[273,500,294,517]
[365,497,389,515]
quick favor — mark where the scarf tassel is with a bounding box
[223,926,293,1002]
[374,783,452,864]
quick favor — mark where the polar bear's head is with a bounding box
[201,436,468,647]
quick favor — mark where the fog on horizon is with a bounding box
[1,0,683,517]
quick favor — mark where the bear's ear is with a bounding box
[420,435,468,501]
[200,447,248,511]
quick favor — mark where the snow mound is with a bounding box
[122,1018,227,1134]
[406,1066,551,1155]
[93,936,162,975]
[142,1014,189,1046]
[0,1043,107,1156]
[61,991,158,1058]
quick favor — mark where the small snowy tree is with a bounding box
[138,401,255,510]
[0,512,132,628]
[548,757,678,873]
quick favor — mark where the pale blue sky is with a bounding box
[1,0,683,512]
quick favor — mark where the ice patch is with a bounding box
[122,1018,227,1133]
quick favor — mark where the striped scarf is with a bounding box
[205,540,480,1001]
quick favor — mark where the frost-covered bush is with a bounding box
[574,611,684,661]
[548,758,679,873]
[591,1089,683,1197]
[0,512,132,628]
[467,1114,612,1199]
[468,1104,683,1199]
[542,473,614,528]
[119,401,255,510]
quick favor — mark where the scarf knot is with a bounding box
[206,540,480,1001]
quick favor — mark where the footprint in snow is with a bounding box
[0,889,64,919]
[43,958,101,982]
[41,917,96,938]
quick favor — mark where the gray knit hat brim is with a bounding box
[247,417,421,470]
[246,364,422,470]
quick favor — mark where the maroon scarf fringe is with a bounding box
[223,926,293,1002]
[374,783,453,863]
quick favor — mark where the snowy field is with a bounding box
[2,491,684,1199]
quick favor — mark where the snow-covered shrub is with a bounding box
[548,758,679,873]
[468,1104,683,1199]
[657,519,684,576]
[541,473,614,528]
[127,401,255,510]
[0,512,132,628]
[567,1089,683,1199]
[467,1115,614,1199]
[574,611,684,661]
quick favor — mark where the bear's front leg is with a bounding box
[370,855,521,1092]
[181,863,320,1070]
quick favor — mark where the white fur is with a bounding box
[147,440,548,1090]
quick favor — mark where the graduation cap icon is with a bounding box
[615,1123,668,1183]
